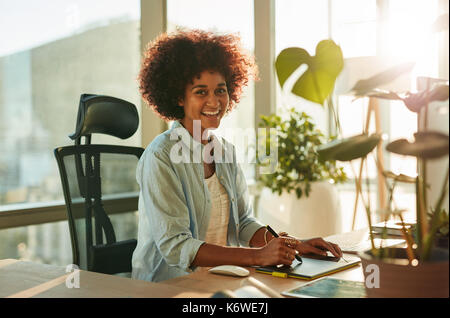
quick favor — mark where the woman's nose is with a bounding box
[206,94,220,107]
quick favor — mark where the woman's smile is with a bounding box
[201,108,221,117]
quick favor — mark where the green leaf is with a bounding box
[402,84,449,113]
[275,40,343,105]
[317,133,381,162]
[386,131,449,159]
[256,108,347,197]
[350,62,415,96]
[275,47,311,89]
[354,85,449,114]
[382,171,416,183]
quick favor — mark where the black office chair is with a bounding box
[54,94,144,275]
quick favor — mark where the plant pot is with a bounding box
[256,181,342,239]
[435,234,449,249]
[358,247,449,298]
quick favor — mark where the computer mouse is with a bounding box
[208,265,250,277]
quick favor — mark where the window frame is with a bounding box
[0,192,139,230]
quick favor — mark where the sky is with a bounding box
[0,0,140,57]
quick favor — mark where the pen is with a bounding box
[266,225,303,264]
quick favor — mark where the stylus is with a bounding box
[266,225,303,264]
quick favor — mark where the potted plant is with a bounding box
[257,39,379,238]
[343,70,449,298]
[256,107,347,238]
[272,29,449,297]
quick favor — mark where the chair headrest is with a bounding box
[69,94,139,141]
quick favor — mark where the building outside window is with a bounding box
[0,0,141,265]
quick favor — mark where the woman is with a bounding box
[132,29,342,282]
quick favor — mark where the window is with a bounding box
[275,0,329,133]
[386,0,440,79]
[331,0,377,58]
[1,1,446,264]
[382,0,441,222]
[0,213,138,267]
[274,0,444,230]
[167,0,256,180]
[0,0,141,264]
[274,0,377,131]
[0,0,141,207]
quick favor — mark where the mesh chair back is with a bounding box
[54,145,143,273]
[54,94,144,275]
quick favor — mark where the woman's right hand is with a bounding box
[254,237,297,267]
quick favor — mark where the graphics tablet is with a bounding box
[255,253,361,280]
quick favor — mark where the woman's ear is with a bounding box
[178,98,184,107]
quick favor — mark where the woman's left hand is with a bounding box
[300,237,343,258]
[280,234,342,258]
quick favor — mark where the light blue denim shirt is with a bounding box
[132,121,264,282]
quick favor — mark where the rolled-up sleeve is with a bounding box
[235,162,265,247]
[138,149,204,271]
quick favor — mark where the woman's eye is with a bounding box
[216,88,227,94]
[195,90,207,95]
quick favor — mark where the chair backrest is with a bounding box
[54,94,144,275]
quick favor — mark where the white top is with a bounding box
[204,172,230,246]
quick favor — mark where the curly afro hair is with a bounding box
[138,29,258,121]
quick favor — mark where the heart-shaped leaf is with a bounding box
[402,84,449,113]
[364,84,449,113]
[317,133,381,162]
[275,47,311,89]
[350,62,415,96]
[386,131,449,159]
[275,40,343,105]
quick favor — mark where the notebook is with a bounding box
[282,277,367,298]
[326,230,406,254]
[371,220,415,236]
[255,254,361,281]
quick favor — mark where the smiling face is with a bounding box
[179,70,229,142]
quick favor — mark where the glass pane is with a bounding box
[389,100,418,177]
[275,0,329,132]
[0,212,138,267]
[0,221,72,266]
[383,0,443,223]
[0,0,141,207]
[275,0,329,56]
[385,0,440,80]
[167,0,255,180]
[331,0,377,57]
[337,96,377,180]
